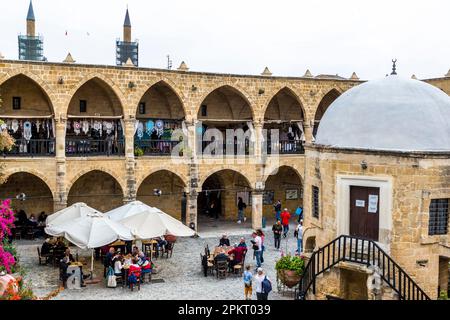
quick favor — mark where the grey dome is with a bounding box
[315,75,450,152]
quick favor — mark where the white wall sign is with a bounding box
[355,200,365,207]
[368,195,379,213]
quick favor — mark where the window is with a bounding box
[428,199,449,235]
[201,105,207,117]
[80,100,87,113]
[12,97,21,110]
[138,102,146,115]
[312,186,319,219]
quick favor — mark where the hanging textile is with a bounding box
[146,120,154,136]
[246,121,256,143]
[105,121,113,135]
[120,119,125,138]
[82,120,90,134]
[155,120,164,138]
[11,119,19,133]
[296,122,305,142]
[36,120,41,133]
[137,121,144,140]
[73,121,81,135]
[134,120,139,135]
[23,121,32,141]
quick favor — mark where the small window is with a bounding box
[201,105,207,117]
[428,199,449,236]
[138,102,146,115]
[312,186,319,219]
[12,97,21,110]
[80,100,87,113]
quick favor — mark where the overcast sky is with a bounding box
[0,0,449,80]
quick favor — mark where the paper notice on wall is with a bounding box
[355,200,365,207]
[368,195,379,213]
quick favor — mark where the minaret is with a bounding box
[116,7,139,66]
[123,8,131,43]
[26,0,35,37]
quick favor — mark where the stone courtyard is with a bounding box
[15,220,299,300]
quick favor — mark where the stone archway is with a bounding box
[67,170,124,212]
[314,89,341,137]
[136,170,187,221]
[0,172,54,218]
[198,169,252,227]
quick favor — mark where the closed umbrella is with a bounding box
[119,208,195,240]
[106,200,153,221]
[45,211,134,277]
[46,202,101,227]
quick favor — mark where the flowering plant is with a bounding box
[0,120,15,152]
[0,199,16,273]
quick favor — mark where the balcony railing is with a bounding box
[66,138,125,157]
[199,140,251,156]
[2,139,55,157]
[135,140,179,156]
[265,140,304,155]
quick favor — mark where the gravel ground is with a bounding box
[15,222,300,300]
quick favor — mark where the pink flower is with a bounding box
[0,246,15,273]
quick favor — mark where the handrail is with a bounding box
[297,235,430,300]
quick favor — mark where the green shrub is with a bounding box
[275,255,305,276]
[134,147,144,157]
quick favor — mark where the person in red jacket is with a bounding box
[280,208,291,238]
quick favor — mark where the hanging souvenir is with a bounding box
[93,121,101,132]
[155,120,164,138]
[11,119,19,133]
[145,120,154,136]
[35,120,41,133]
[73,121,81,135]
[0,122,6,131]
[23,121,32,141]
[137,121,144,140]
[105,121,113,135]
[82,120,90,134]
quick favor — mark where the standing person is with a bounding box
[254,268,271,300]
[104,247,115,277]
[272,220,282,249]
[251,232,262,270]
[273,200,282,222]
[280,208,291,238]
[237,197,247,224]
[256,229,265,264]
[295,206,303,223]
[295,220,303,254]
[243,265,253,300]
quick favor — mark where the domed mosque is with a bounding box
[301,62,450,300]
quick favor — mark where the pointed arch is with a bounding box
[262,86,307,123]
[315,88,342,121]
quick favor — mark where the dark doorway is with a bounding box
[350,186,380,241]
[198,174,223,219]
[181,192,187,224]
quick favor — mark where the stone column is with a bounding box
[124,118,136,203]
[186,189,199,231]
[54,118,67,212]
[303,123,314,144]
[252,191,263,230]
[253,121,263,159]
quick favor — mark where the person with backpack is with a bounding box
[294,220,303,254]
[295,206,303,223]
[237,197,247,224]
[254,267,272,300]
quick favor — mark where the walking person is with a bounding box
[295,205,303,223]
[243,265,253,300]
[251,232,262,270]
[237,197,247,224]
[256,229,265,263]
[272,220,282,249]
[295,220,303,254]
[280,208,291,238]
[254,268,272,300]
[273,200,282,222]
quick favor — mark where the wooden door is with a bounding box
[350,186,380,241]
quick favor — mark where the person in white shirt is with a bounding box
[295,220,303,254]
[254,268,269,300]
[251,232,262,270]
[113,254,123,277]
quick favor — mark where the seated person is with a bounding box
[155,236,168,251]
[228,243,247,268]
[123,254,132,266]
[113,254,124,277]
[137,252,152,275]
[219,234,230,247]
[16,210,28,227]
[238,237,247,248]
[214,251,229,264]
[28,214,38,227]
[37,211,47,226]
[128,258,142,286]
[60,248,86,287]
[131,246,139,257]
[41,238,53,256]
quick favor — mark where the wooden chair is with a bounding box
[37,246,51,265]
[233,251,247,276]
[13,227,22,240]
[141,270,152,284]
[25,227,35,240]
[216,260,228,279]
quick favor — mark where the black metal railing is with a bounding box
[134,140,180,156]
[265,140,304,155]
[66,138,125,157]
[199,140,251,156]
[297,235,430,300]
[3,139,55,157]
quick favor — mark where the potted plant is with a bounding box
[134,147,144,157]
[275,255,305,288]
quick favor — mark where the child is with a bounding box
[243,265,253,300]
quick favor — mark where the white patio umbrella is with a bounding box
[46,202,101,227]
[119,208,195,240]
[45,211,134,277]
[106,200,153,221]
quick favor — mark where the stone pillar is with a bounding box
[54,118,67,212]
[253,121,263,159]
[124,119,136,203]
[186,120,197,161]
[186,189,198,231]
[303,123,314,144]
[252,191,263,230]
